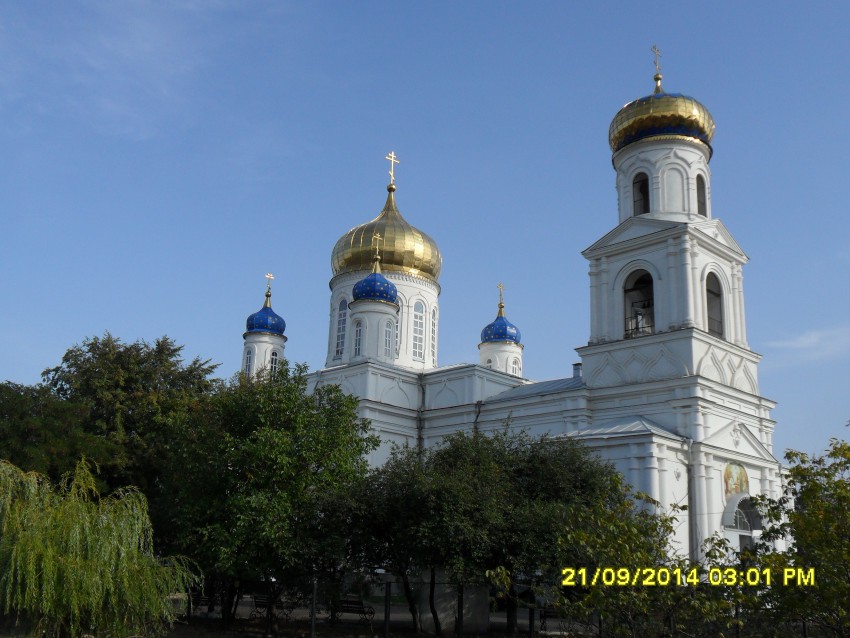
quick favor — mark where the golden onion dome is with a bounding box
[609,73,715,155]
[331,184,442,282]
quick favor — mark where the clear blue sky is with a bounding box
[1,2,848,457]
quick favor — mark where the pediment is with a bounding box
[583,217,682,256]
[690,220,748,260]
[703,421,777,463]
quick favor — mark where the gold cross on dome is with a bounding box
[651,44,662,74]
[265,272,275,290]
[497,282,504,304]
[371,232,383,258]
[385,151,399,184]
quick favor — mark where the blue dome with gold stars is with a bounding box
[353,268,398,304]
[481,291,521,344]
[246,289,286,336]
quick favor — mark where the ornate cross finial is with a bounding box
[265,272,275,291]
[651,44,662,74]
[497,282,504,304]
[385,151,399,184]
[371,232,383,259]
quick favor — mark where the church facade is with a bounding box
[240,71,783,559]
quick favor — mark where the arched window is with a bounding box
[633,172,649,216]
[384,320,394,358]
[270,350,279,374]
[431,309,437,365]
[244,349,253,375]
[697,175,707,217]
[486,358,493,368]
[511,358,520,376]
[353,320,362,357]
[624,270,655,338]
[334,298,347,357]
[706,273,723,338]
[723,496,762,552]
[412,301,425,361]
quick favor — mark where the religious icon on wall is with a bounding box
[723,463,749,501]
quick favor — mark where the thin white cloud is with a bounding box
[0,1,216,140]
[765,326,850,364]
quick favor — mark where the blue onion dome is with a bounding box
[352,254,399,304]
[481,299,521,344]
[245,288,286,336]
[609,72,715,156]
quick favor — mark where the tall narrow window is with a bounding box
[270,351,279,374]
[511,358,520,376]
[244,349,252,375]
[413,301,425,361]
[633,172,650,216]
[624,270,655,338]
[353,320,362,357]
[697,175,707,217]
[384,320,394,358]
[430,309,437,365]
[706,273,723,338]
[334,298,347,357]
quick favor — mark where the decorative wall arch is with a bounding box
[662,165,686,213]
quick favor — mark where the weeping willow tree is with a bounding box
[0,459,197,637]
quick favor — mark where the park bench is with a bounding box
[189,591,214,616]
[328,595,375,623]
[250,593,300,621]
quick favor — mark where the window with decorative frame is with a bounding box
[353,320,362,357]
[430,308,437,365]
[697,175,707,217]
[334,298,347,357]
[244,349,252,375]
[384,320,394,358]
[412,301,425,360]
[633,172,649,215]
[270,350,279,374]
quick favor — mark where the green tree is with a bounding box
[167,365,377,625]
[0,459,196,638]
[41,333,218,495]
[0,382,117,485]
[755,438,850,636]
[349,445,430,632]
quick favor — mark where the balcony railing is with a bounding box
[625,316,654,339]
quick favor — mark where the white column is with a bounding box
[680,236,694,327]
[589,260,600,343]
[691,240,702,331]
[735,263,749,347]
[666,238,679,330]
[600,256,610,341]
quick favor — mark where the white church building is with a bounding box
[240,70,783,559]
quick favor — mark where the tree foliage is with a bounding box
[0,459,197,638]
[40,333,218,495]
[166,364,377,620]
[0,382,116,485]
[754,438,850,636]
[353,429,641,635]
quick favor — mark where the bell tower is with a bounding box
[575,61,780,558]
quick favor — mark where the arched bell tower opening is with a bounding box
[697,175,708,217]
[624,269,655,338]
[633,172,650,216]
[706,272,723,338]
